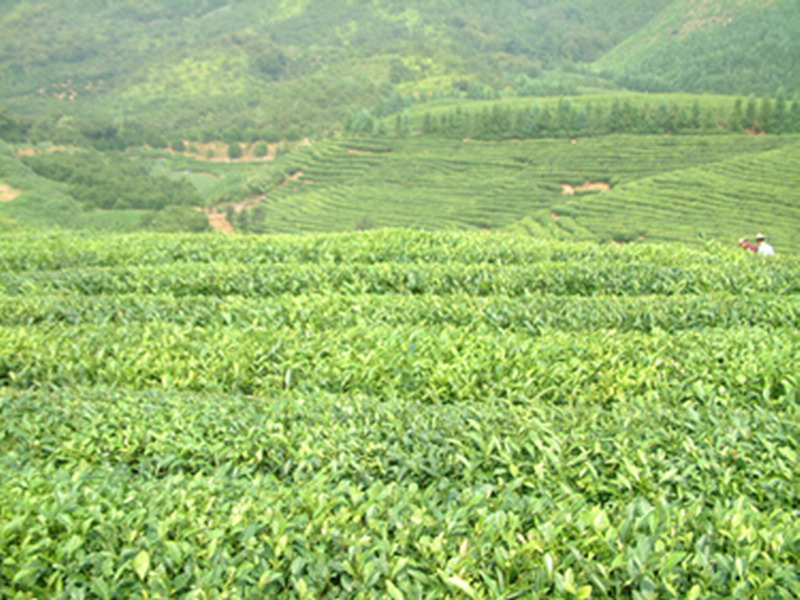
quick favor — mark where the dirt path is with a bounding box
[15,145,73,157]
[0,183,22,202]
[347,148,374,154]
[199,171,305,233]
[277,170,305,188]
[561,181,611,195]
[199,208,233,234]
[230,194,266,213]
[176,139,312,163]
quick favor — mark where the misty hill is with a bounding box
[1,0,797,138]
[594,0,800,95]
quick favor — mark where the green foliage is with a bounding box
[235,32,287,81]
[69,209,157,233]
[243,132,800,254]
[227,142,243,160]
[284,126,303,143]
[564,142,800,254]
[0,229,798,597]
[0,106,29,142]
[5,0,779,139]
[20,150,203,210]
[0,142,83,229]
[0,215,18,232]
[147,205,211,233]
[412,94,800,140]
[597,0,800,95]
[252,142,268,157]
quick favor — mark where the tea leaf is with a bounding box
[132,550,150,581]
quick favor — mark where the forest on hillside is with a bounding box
[603,0,800,95]
[3,0,796,138]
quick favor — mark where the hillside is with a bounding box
[221,128,800,253]
[594,0,800,95]
[3,101,798,251]
[0,139,210,233]
[3,0,796,138]
[562,143,800,252]
[0,0,668,137]
[1,230,798,597]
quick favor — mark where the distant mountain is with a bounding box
[0,0,708,137]
[594,0,800,95]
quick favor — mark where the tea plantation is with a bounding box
[0,229,797,598]
[248,134,800,254]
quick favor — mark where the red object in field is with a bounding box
[738,239,757,253]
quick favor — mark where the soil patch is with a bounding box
[230,194,266,213]
[15,145,73,157]
[195,207,233,234]
[561,181,611,195]
[180,141,278,163]
[277,171,305,189]
[201,169,307,233]
[173,139,311,163]
[207,210,233,234]
[347,148,374,155]
[0,183,22,202]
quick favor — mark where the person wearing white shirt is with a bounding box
[755,233,775,255]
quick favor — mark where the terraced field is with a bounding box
[563,144,800,253]
[253,134,799,253]
[1,230,798,598]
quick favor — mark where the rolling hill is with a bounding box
[233,130,800,253]
[2,0,797,138]
[0,0,669,137]
[594,0,800,94]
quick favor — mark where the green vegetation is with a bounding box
[239,132,800,254]
[1,230,798,597]
[1,1,797,237]
[0,145,213,233]
[20,150,202,210]
[562,143,800,253]
[227,143,244,160]
[595,0,800,95]
[2,0,796,139]
[0,3,797,595]
[2,98,798,245]
[0,141,83,230]
[403,93,800,139]
[147,206,212,233]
